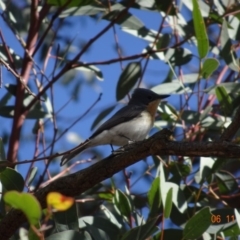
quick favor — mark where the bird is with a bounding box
[60,88,169,166]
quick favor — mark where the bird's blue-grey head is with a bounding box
[128,88,169,106]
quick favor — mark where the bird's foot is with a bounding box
[112,148,125,155]
[112,141,139,155]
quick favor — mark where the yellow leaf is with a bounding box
[47,192,74,211]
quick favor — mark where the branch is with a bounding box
[1,129,240,239]
[7,1,49,163]
[219,106,240,141]
[70,37,191,68]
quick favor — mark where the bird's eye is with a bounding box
[147,95,153,100]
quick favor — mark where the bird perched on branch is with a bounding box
[61,88,169,166]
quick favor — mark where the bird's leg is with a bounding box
[111,135,135,155]
[110,144,114,152]
[112,140,141,156]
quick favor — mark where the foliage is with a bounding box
[0,0,240,239]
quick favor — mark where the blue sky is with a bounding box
[0,4,192,192]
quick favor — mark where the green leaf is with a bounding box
[47,0,93,8]
[27,167,38,187]
[156,34,171,50]
[142,34,171,60]
[84,221,108,240]
[79,216,121,239]
[5,84,17,96]
[164,187,173,218]
[181,110,201,124]
[116,62,141,101]
[151,82,192,94]
[43,92,53,117]
[99,205,122,229]
[156,229,183,240]
[201,58,219,78]
[143,43,164,60]
[204,82,240,94]
[103,4,144,30]
[45,230,89,240]
[121,1,156,11]
[3,84,52,119]
[155,0,176,15]
[60,5,105,18]
[91,105,115,131]
[0,167,24,191]
[121,217,158,240]
[195,157,214,184]
[28,222,41,240]
[192,0,209,58]
[71,82,81,102]
[0,44,22,69]
[220,19,239,72]
[148,177,161,207]
[160,164,187,214]
[0,137,6,161]
[199,105,212,121]
[165,48,193,66]
[0,92,12,107]
[0,0,6,11]
[148,177,161,218]
[211,158,227,173]
[53,204,79,231]
[0,105,50,119]
[98,192,113,201]
[0,161,10,171]
[182,185,207,204]
[215,86,233,116]
[235,209,240,229]
[4,191,41,225]
[215,170,238,194]
[76,65,103,81]
[221,222,240,237]
[113,189,132,221]
[209,12,223,25]
[200,115,225,130]
[168,160,192,179]
[183,207,212,239]
[122,27,157,42]
[5,84,36,105]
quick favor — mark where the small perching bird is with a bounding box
[61,88,169,166]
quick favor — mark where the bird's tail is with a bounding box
[60,140,91,166]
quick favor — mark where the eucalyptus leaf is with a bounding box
[0,167,24,191]
[0,138,6,161]
[215,86,233,116]
[201,58,219,78]
[116,62,141,101]
[183,207,212,239]
[220,20,239,72]
[192,0,209,58]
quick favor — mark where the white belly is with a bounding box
[90,111,153,146]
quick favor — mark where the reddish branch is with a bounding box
[7,2,50,163]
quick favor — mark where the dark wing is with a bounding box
[90,104,145,139]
